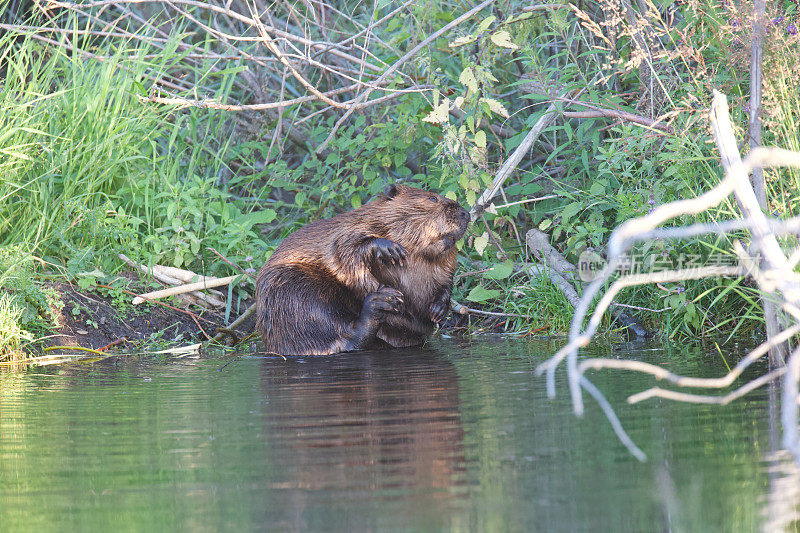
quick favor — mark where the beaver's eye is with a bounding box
[429,196,439,203]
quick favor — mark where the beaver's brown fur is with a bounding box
[255,184,470,355]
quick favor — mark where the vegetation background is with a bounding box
[1,0,798,361]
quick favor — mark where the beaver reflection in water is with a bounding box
[255,185,470,355]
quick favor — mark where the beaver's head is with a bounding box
[375,184,470,258]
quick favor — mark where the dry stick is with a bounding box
[40,4,198,93]
[579,322,800,390]
[479,212,507,259]
[783,346,800,463]
[207,247,257,280]
[618,0,675,114]
[265,60,302,145]
[354,0,378,96]
[0,22,170,41]
[628,366,787,405]
[455,307,530,319]
[190,313,212,340]
[525,263,581,308]
[162,1,273,72]
[211,304,256,343]
[749,0,767,207]
[709,93,787,272]
[580,376,646,461]
[489,195,560,211]
[543,136,737,409]
[93,2,283,99]
[539,265,745,395]
[526,228,577,275]
[315,0,495,156]
[749,0,785,365]
[299,0,398,67]
[139,82,428,111]
[97,338,127,352]
[471,92,571,221]
[160,0,375,94]
[522,3,569,11]
[629,215,800,244]
[132,275,241,305]
[294,85,434,125]
[556,96,674,129]
[563,110,672,133]
[710,92,796,372]
[334,0,415,48]
[119,254,223,307]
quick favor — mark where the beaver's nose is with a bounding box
[457,208,470,222]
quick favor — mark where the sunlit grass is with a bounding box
[0,293,32,361]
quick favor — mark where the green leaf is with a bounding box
[212,65,248,76]
[466,189,477,207]
[449,34,476,48]
[474,130,487,148]
[422,99,450,124]
[484,260,514,280]
[581,150,590,175]
[467,284,502,303]
[477,15,496,32]
[560,202,581,223]
[473,232,489,255]
[459,67,479,94]
[482,98,510,118]
[589,181,606,196]
[490,30,519,50]
[237,209,276,225]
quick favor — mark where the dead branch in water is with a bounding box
[536,91,800,463]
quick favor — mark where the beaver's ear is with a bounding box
[385,184,399,198]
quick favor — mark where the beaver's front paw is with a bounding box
[429,298,450,323]
[363,286,405,317]
[370,238,408,267]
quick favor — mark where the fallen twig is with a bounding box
[132,274,241,304]
[119,254,225,308]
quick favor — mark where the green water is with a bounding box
[0,338,797,531]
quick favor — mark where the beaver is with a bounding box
[255,184,470,355]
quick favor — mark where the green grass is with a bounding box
[0,16,269,355]
[0,293,32,360]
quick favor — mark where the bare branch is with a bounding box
[536,90,800,463]
[563,109,673,132]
